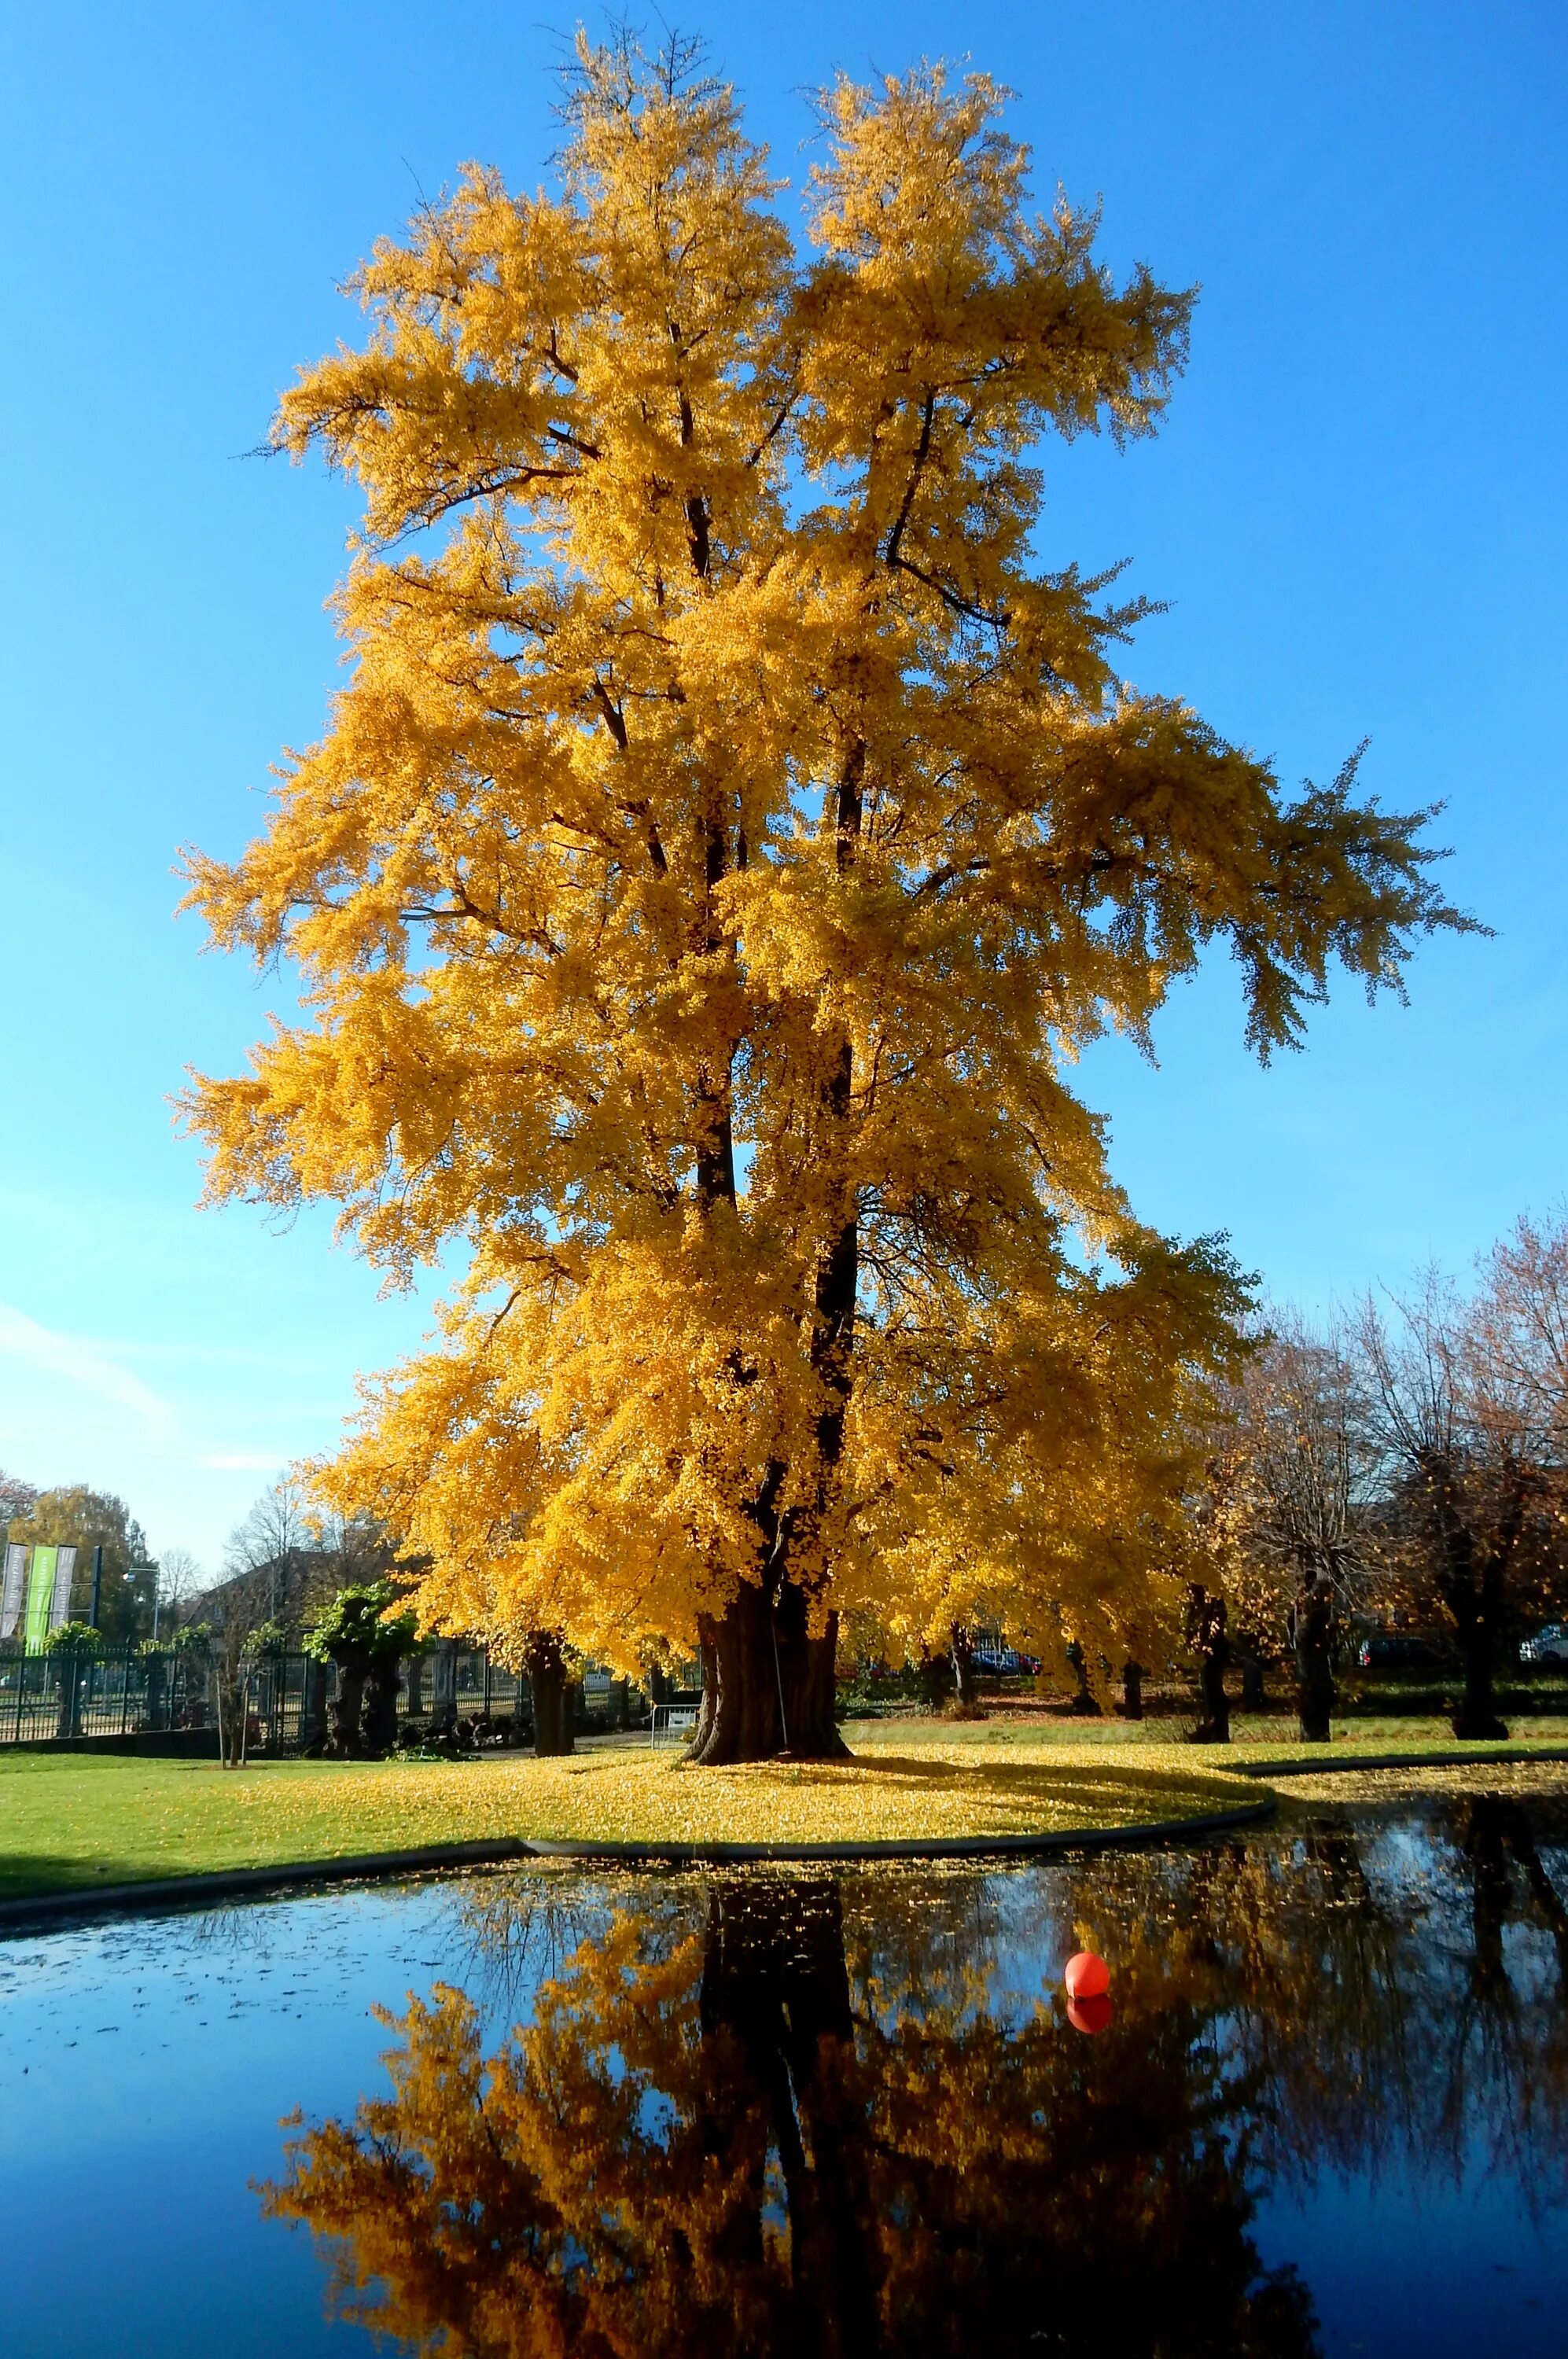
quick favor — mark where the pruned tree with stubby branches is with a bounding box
[182,34,1470,1761]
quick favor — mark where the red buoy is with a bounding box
[1068,1993,1113,2035]
[1064,1950,1110,2001]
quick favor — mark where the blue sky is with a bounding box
[1,0,1563,1575]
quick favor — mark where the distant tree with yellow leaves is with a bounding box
[182,33,1469,1760]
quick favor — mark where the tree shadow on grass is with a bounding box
[776,1754,1250,1828]
[0,1852,166,1904]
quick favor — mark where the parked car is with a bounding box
[972,1647,1041,1676]
[1356,1635,1452,1672]
[1519,1624,1568,1666]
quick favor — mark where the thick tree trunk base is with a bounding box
[687,1586,848,1765]
[327,1660,369,1759]
[1452,1702,1510,1740]
[1292,1670,1330,1746]
[364,1662,400,1755]
[1118,1662,1144,1721]
[1452,1640,1507,1739]
[526,1632,576,1757]
[1189,1662,1231,1744]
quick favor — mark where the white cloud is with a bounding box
[0,1301,178,1439]
[197,1451,289,1471]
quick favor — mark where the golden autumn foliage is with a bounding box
[182,34,1467,1758]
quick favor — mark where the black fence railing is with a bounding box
[0,1644,214,1745]
[0,1644,631,1750]
[238,1647,533,1754]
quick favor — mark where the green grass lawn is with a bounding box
[846,1711,1568,1762]
[0,1741,1263,1902]
[2,1714,1564,1907]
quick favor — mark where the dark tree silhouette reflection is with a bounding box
[263,1795,1568,2357]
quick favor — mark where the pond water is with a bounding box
[2,1789,1566,2358]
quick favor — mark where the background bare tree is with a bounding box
[153,1544,205,1636]
[0,1470,39,1533]
[1202,1312,1372,1696]
[1353,1249,1568,1739]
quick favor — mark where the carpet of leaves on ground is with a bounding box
[0,1743,1258,1900]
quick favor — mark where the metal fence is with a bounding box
[0,1643,669,1751]
[238,1647,533,1753]
[0,1643,214,1745]
[0,1643,556,1750]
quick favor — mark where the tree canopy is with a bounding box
[8,1484,151,1641]
[182,34,1467,1758]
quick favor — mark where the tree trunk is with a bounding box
[300,1655,329,1754]
[1186,1588,1231,1743]
[1068,1643,1102,1717]
[525,1630,576,1757]
[430,1638,458,1736]
[328,1654,369,1757]
[685,744,864,1775]
[1434,1464,1511,1739]
[1239,1653,1266,1713]
[686,1583,847,1765]
[144,1649,168,1735]
[1452,1621,1509,1740]
[918,1646,952,1711]
[949,1625,982,1714]
[1119,1660,1144,1720]
[1194,1650,1231,1743]
[363,1657,401,1754]
[1291,1581,1335,1743]
[54,1646,81,1739]
[216,1662,248,1766]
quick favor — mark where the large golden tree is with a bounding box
[184,36,1465,1759]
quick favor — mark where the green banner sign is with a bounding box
[24,1546,57,1653]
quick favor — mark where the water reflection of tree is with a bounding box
[264,1870,1318,2357]
[263,1803,1568,2357]
[1043,1798,1568,2208]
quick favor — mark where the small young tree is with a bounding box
[182,36,1470,1762]
[207,1577,275,1766]
[43,1621,104,1738]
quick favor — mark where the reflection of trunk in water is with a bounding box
[1449,1795,1568,2169]
[698,1879,881,2357]
[1463,1796,1568,1993]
